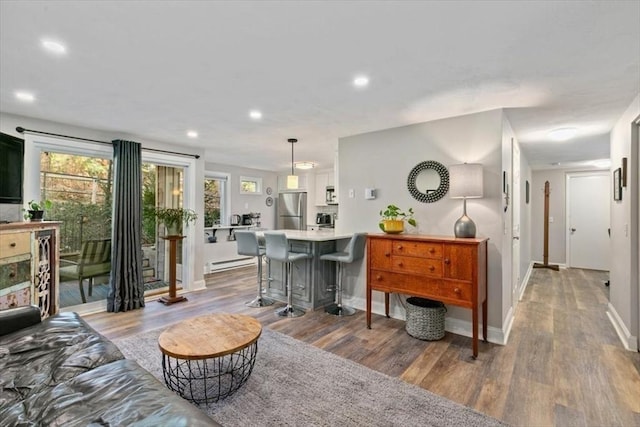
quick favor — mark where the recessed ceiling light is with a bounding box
[41,39,67,55]
[187,130,198,138]
[249,110,262,120]
[295,162,315,170]
[15,91,35,102]
[548,127,577,141]
[353,75,369,88]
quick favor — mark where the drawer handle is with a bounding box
[428,265,435,271]
[398,262,403,267]
[9,272,16,278]
[428,248,435,253]
[444,258,451,265]
[376,275,382,281]
[454,287,461,294]
[385,252,390,257]
[397,245,403,250]
[10,242,16,247]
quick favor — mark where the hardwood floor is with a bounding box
[84,265,640,426]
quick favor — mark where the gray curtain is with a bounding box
[107,139,145,312]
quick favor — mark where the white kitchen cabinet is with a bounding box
[314,173,328,206]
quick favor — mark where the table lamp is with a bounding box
[449,163,483,238]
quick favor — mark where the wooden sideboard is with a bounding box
[0,221,60,318]
[366,234,488,358]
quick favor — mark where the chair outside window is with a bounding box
[59,238,112,303]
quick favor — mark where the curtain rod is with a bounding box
[15,126,200,159]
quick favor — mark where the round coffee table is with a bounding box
[158,313,262,403]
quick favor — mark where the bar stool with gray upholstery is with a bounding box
[263,231,311,318]
[320,232,367,316]
[235,230,274,307]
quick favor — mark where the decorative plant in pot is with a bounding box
[24,200,53,222]
[153,207,198,236]
[379,204,417,234]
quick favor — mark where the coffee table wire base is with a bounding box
[162,342,258,404]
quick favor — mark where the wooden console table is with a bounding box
[366,234,488,358]
[159,235,187,305]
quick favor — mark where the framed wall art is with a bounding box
[613,167,622,201]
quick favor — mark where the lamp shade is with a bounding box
[449,163,483,199]
[287,175,299,189]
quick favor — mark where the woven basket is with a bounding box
[405,297,446,341]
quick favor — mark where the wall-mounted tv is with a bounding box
[0,132,24,204]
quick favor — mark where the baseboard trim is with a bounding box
[606,302,639,352]
[518,261,535,301]
[349,295,505,345]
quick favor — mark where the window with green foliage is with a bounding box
[240,176,262,194]
[205,176,224,226]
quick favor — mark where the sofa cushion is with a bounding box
[0,359,218,426]
[0,312,124,406]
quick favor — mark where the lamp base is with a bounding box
[454,214,476,238]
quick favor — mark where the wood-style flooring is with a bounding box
[84,266,640,426]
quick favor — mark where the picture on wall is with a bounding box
[613,167,622,201]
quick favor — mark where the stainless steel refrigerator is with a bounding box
[277,192,307,230]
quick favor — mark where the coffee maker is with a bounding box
[241,214,253,225]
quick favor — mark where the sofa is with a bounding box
[0,306,219,426]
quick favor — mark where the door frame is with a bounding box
[565,170,610,269]
[511,138,521,310]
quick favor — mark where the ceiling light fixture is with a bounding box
[15,91,35,102]
[295,161,315,170]
[548,127,577,141]
[287,138,298,190]
[187,130,198,138]
[353,75,369,88]
[249,110,262,120]
[41,39,67,54]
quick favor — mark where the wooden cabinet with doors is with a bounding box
[366,234,488,358]
[0,222,60,318]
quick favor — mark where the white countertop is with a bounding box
[257,229,354,242]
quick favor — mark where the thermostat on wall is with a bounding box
[364,188,376,200]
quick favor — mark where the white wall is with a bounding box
[608,93,640,351]
[337,109,508,339]
[0,112,208,291]
[519,149,533,294]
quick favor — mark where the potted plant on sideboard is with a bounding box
[24,200,53,222]
[153,207,198,236]
[379,204,417,234]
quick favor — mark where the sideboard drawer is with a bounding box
[0,232,31,258]
[392,256,442,277]
[370,269,441,294]
[438,281,472,303]
[392,241,442,259]
[0,258,31,290]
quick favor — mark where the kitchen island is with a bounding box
[257,229,353,310]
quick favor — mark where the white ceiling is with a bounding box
[1,1,638,172]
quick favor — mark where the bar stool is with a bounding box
[263,231,311,318]
[320,232,367,316]
[235,230,274,307]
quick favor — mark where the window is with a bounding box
[240,176,262,194]
[205,173,229,225]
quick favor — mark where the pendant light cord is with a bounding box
[288,138,297,175]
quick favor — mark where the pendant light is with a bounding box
[287,138,298,189]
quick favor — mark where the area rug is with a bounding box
[113,327,508,427]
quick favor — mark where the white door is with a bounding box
[567,172,610,270]
[512,139,521,306]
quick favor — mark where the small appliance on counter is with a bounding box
[241,214,253,225]
[316,213,333,228]
[230,214,241,226]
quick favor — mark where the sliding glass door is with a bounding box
[26,134,197,312]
